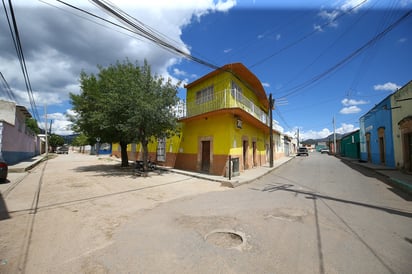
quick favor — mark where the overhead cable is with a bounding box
[2,0,40,121]
[250,0,369,69]
[279,10,412,99]
[0,71,17,102]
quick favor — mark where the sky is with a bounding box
[1,0,411,141]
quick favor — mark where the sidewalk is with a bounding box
[338,156,412,195]
[7,154,46,173]
[158,156,295,188]
[7,154,412,193]
[7,153,295,188]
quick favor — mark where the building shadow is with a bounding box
[258,183,412,218]
[339,159,412,201]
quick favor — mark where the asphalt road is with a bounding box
[1,152,411,273]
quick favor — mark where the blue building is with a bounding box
[359,95,395,167]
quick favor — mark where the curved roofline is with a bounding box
[185,63,269,110]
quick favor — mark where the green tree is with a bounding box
[26,118,40,134]
[70,59,180,168]
[71,133,90,153]
[49,134,65,151]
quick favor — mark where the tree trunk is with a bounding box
[142,138,149,172]
[120,141,129,167]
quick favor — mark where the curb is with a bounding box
[8,156,45,173]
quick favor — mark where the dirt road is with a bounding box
[0,152,227,273]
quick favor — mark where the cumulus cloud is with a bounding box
[1,0,236,135]
[374,82,401,92]
[173,68,187,76]
[336,123,358,134]
[286,122,358,141]
[262,82,270,88]
[340,106,361,114]
[341,98,368,106]
[340,0,370,11]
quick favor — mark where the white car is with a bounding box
[320,148,330,154]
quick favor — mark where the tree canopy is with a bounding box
[69,59,180,167]
[49,134,65,150]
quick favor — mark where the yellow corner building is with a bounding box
[113,63,281,177]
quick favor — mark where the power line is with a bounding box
[0,71,17,101]
[51,0,267,107]
[278,10,412,99]
[2,0,40,121]
[250,0,369,69]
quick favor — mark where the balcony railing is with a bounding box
[176,89,268,125]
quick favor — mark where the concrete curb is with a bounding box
[8,156,45,173]
[158,156,295,188]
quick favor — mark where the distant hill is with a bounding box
[301,133,342,145]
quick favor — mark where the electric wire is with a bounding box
[39,0,146,43]
[278,10,412,99]
[0,71,17,101]
[2,0,40,121]
[277,1,379,99]
[249,0,369,69]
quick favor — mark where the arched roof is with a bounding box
[185,63,269,110]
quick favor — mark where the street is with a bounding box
[1,152,411,273]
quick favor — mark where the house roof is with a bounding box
[16,105,32,118]
[185,63,269,110]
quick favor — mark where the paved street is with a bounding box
[1,152,411,273]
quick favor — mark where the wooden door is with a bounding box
[201,141,210,172]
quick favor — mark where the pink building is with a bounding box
[0,100,40,165]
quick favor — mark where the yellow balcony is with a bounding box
[180,89,268,125]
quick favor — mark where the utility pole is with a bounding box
[333,116,337,154]
[269,93,274,168]
[297,128,300,148]
[49,119,53,135]
[45,105,48,157]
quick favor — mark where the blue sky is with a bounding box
[175,1,412,139]
[1,0,411,140]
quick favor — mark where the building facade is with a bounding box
[359,95,395,167]
[112,63,280,177]
[391,81,412,172]
[340,130,360,159]
[0,100,39,164]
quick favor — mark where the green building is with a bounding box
[340,130,360,159]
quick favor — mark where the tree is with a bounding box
[69,59,180,168]
[71,133,90,153]
[26,118,40,134]
[49,134,65,151]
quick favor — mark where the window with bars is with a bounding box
[231,80,242,98]
[156,137,166,162]
[196,86,214,104]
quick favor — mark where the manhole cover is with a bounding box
[204,229,246,250]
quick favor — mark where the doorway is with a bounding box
[366,133,371,162]
[406,133,412,172]
[378,128,385,165]
[201,140,210,172]
[252,141,257,167]
[243,140,248,170]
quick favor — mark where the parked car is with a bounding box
[56,145,69,154]
[0,160,8,182]
[320,148,330,154]
[297,147,309,156]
